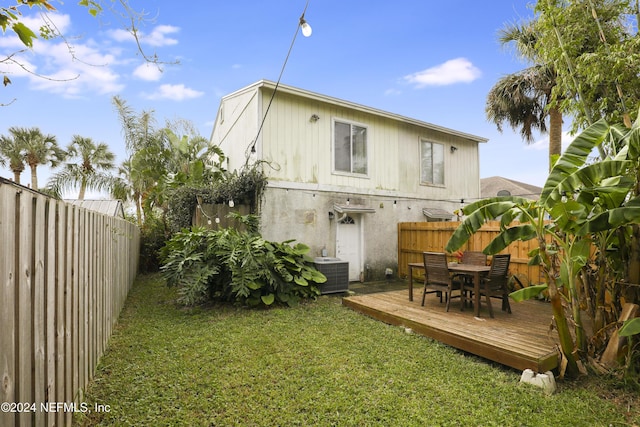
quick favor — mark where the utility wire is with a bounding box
[248,0,311,159]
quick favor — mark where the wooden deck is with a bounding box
[342,288,559,373]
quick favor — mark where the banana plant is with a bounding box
[445,113,640,377]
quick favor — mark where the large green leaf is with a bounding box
[544,160,632,207]
[618,318,640,337]
[578,196,640,234]
[445,198,528,252]
[550,200,588,232]
[541,118,610,205]
[483,224,537,255]
[294,276,308,286]
[291,243,310,255]
[576,176,635,210]
[261,293,275,306]
[622,121,640,160]
[509,284,548,302]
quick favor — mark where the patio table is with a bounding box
[408,261,491,317]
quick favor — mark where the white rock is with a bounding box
[520,369,557,395]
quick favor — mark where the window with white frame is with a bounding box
[334,120,368,175]
[421,139,444,185]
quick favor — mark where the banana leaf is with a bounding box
[445,198,529,252]
[483,224,537,255]
[541,118,610,206]
[618,318,640,337]
[509,284,548,302]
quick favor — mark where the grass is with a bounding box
[74,274,639,426]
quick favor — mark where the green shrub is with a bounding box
[164,168,267,233]
[138,213,169,273]
[159,215,325,307]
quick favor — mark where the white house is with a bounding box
[210,80,487,281]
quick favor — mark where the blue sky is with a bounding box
[0,0,554,196]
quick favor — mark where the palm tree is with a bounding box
[0,132,26,184]
[48,135,116,199]
[10,126,66,190]
[112,158,144,225]
[113,96,168,223]
[485,21,562,171]
[164,129,226,187]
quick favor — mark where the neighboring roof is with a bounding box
[65,199,126,218]
[422,207,455,221]
[480,176,543,200]
[224,80,489,144]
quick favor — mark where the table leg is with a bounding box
[474,272,480,317]
[408,265,414,301]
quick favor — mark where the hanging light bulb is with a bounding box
[300,17,312,37]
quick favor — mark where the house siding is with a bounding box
[210,81,486,281]
[260,89,480,200]
[259,187,444,282]
[210,86,260,172]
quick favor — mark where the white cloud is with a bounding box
[143,84,204,101]
[403,58,481,88]
[1,36,124,97]
[145,25,179,47]
[0,12,128,97]
[109,25,179,47]
[527,131,576,151]
[0,13,72,50]
[133,63,163,81]
[108,29,135,43]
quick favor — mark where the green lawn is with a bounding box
[74,274,639,426]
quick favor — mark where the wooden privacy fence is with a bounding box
[398,221,542,285]
[0,179,140,427]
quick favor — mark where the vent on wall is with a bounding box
[314,257,349,294]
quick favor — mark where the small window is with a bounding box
[334,120,368,175]
[339,215,356,225]
[421,139,444,185]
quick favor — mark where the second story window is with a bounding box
[421,139,444,185]
[334,120,368,175]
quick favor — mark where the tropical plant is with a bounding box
[5,126,65,190]
[534,0,640,133]
[445,112,640,378]
[486,20,563,170]
[0,132,25,183]
[47,135,116,199]
[164,129,226,188]
[111,158,145,225]
[112,96,169,224]
[164,166,267,234]
[159,214,325,307]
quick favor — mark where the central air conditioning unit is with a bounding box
[313,257,349,294]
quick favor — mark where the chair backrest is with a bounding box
[487,254,511,285]
[423,252,451,285]
[461,251,487,266]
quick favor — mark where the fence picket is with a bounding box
[0,185,16,427]
[0,179,139,427]
[397,221,542,285]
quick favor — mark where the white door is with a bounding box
[336,215,362,281]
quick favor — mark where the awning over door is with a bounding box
[333,204,376,214]
[422,207,454,221]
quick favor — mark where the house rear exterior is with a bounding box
[210,80,487,281]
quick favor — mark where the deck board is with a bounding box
[342,288,559,372]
